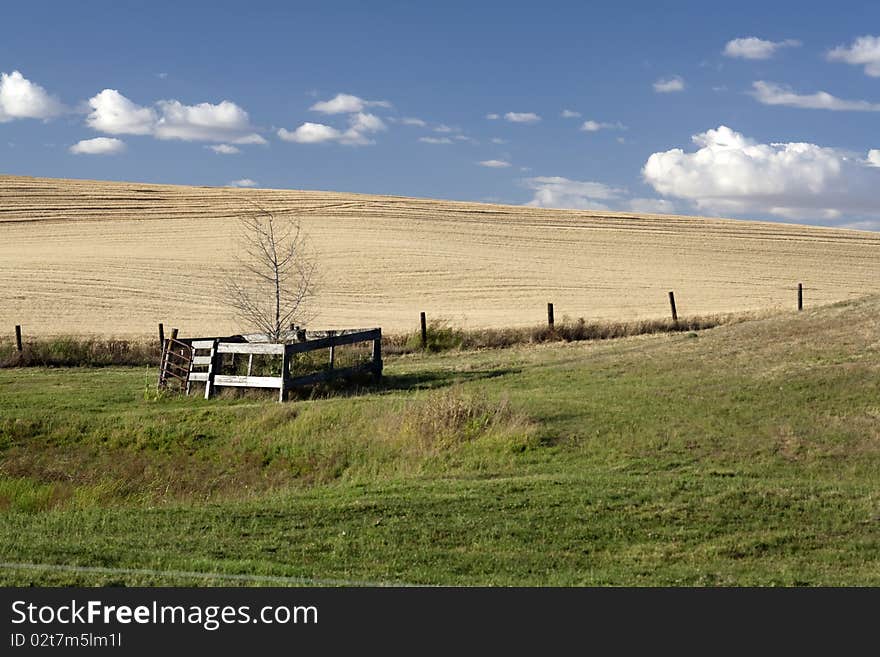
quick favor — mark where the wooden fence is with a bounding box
[161,328,382,401]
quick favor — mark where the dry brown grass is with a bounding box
[2,174,879,338]
[392,387,537,453]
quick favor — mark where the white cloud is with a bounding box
[227,178,258,187]
[0,70,64,122]
[277,112,385,146]
[504,111,541,123]
[400,117,426,127]
[154,99,265,143]
[86,90,265,143]
[723,37,801,60]
[419,136,452,144]
[337,112,385,145]
[349,112,386,134]
[561,109,581,118]
[434,124,456,133]
[581,120,625,132]
[69,137,126,155]
[485,113,500,120]
[750,80,880,111]
[208,144,240,154]
[278,122,342,143]
[309,93,390,114]
[840,219,880,231]
[524,176,624,210]
[453,134,476,143]
[627,198,676,214]
[827,36,880,77]
[653,76,685,93]
[642,124,880,222]
[866,149,880,167]
[233,134,269,145]
[86,89,156,135]
[491,137,507,144]
[479,159,511,168]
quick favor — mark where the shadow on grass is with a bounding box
[204,366,523,403]
[376,367,521,392]
[294,367,520,400]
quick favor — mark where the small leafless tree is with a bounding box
[223,205,317,341]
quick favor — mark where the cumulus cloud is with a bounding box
[208,144,240,154]
[827,36,880,77]
[723,37,801,60]
[280,92,391,146]
[349,112,386,134]
[561,109,581,118]
[153,99,265,143]
[491,137,507,144]
[642,124,880,222]
[479,159,511,168]
[400,117,426,127]
[524,176,624,210]
[419,136,452,144]
[278,112,385,146]
[86,90,265,143]
[309,93,390,114]
[86,89,156,134]
[227,178,258,187]
[866,149,880,167]
[485,113,500,120]
[581,120,625,132]
[653,76,685,93]
[278,122,342,143]
[519,177,674,213]
[0,70,64,122]
[504,111,541,123]
[69,137,125,155]
[750,81,880,111]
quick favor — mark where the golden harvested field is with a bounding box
[1,174,879,338]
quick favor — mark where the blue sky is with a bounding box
[3,0,880,228]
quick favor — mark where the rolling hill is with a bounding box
[2,174,879,337]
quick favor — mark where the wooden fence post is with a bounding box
[668,291,678,322]
[372,330,383,381]
[279,345,289,402]
[797,283,803,311]
[158,323,164,351]
[203,337,217,400]
[547,302,555,328]
[420,312,427,349]
[158,327,178,389]
[14,325,22,352]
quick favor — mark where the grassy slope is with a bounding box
[0,298,878,585]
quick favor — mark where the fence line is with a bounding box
[166,327,383,401]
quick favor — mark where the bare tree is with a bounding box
[223,205,317,341]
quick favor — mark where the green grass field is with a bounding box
[0,298,878,585]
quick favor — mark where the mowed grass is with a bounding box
[0,298,878,585]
